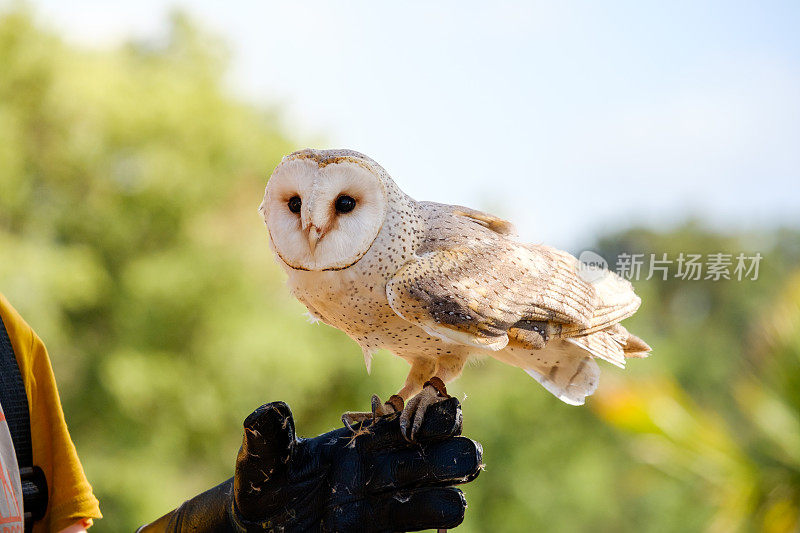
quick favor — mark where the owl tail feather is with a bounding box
[565,324,652,368]
[517,342,600,405]
[622,330,651,358]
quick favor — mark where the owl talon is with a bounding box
[424,376,448,396]
[372,394,403,419]
[341,411,374,431]
[342,394,403,431]
[400,378,451,441]
[384,394,405,414]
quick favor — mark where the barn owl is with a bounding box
[260,149,650,439]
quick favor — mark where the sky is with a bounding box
[32,1,800,249]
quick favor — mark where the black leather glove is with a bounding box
[140,398,482,532]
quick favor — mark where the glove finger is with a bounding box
[372,487,467,532]
[366,437,482,492]
[364,397,463,451]
[327,487,467,532]
[237,401,296,485]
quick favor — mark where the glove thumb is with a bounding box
[236,402,296,493]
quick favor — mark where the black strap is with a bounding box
[0,312,48,529]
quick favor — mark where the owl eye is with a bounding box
[287,196,302,213]
[335,195,356,214]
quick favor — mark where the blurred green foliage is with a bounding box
[0,7,798,532]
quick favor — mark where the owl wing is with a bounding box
[385,204,641,353]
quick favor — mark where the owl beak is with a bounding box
[307,226,323,253]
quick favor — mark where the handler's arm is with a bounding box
[138,480,232,532]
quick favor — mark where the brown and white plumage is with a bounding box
[261,148,650,417]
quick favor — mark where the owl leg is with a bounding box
[398,354,465,441]
[399,377,450,441]
[396,357,438,400]
[340,357,436,428]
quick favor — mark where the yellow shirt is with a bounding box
[0,294,102,532]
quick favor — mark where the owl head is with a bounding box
[260,149,390,271]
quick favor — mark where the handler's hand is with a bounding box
[138,399,482,533]
[231,399,482,532]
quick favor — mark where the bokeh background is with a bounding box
[1,2,799,531]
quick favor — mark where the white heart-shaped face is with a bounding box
[261,154,388,271]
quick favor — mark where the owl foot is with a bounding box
[400,377,450,441]
[341,394,404,431]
